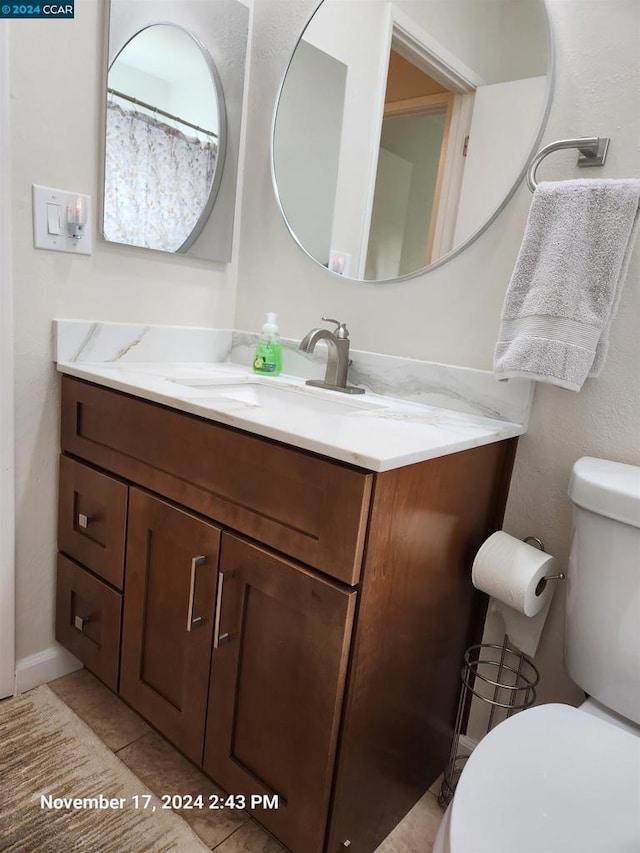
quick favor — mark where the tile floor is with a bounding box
[48,669,444,852]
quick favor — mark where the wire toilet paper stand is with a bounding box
[438,634,539,808]
[438,537,564,809]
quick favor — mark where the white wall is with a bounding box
[304,3,391,275]
[10,2,236,666]
[372,112,445,276]
[239,0,531,360]
[394,0,548,83]
[0,20,15,699]
[109,27,220,134]
[499,0,640,706]
[171,77,220,135]
[454,75,548,245]
[236,0,640,707]
[109,63,168,116]
[109,62,220,137]
[274,40,347,264]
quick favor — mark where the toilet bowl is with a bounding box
[433,458,640,853]
[433,702,640,853]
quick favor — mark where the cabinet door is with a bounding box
[203,533,356,853]
[120,489,221,765]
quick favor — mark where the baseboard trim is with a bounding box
[458,734,478,754]
[15,645,83,694]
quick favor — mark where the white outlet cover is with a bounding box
[32,185,92,255]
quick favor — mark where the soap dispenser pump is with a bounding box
[253,312,283,376]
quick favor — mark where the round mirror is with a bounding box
[103,24,226,254]
[272,0,553,282]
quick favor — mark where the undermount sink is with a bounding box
[174,379,384,416]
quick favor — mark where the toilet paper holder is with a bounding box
[523,537,566,593]
[439,634,541,810]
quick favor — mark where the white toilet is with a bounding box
[433,457,640,853]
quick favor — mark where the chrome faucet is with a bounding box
[299,318,364,395]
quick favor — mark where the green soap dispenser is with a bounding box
[253,312,283,376]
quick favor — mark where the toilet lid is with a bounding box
[449,704,640,853]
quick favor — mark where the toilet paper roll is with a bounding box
[472,531,557,616]
[486,597,552,658]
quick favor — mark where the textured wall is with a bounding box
[236,0,531,364]
[236,0,640,706]
[10,1,238,661]
[0,22,15,698]
[500,0,640,705]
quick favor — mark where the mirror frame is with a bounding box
[105,22,228,255]
[271,0,556,283]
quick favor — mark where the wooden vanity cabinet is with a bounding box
[56,376,517,853]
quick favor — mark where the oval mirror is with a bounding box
[103,23,226,254]
[272,0,553,282]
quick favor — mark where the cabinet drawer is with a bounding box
[56,554,122,691]
[58,455,128,590]
[61,377,373,585]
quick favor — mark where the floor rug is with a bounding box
[0,685,208,852]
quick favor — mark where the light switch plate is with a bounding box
[32,185,92,255]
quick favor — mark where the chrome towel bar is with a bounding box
[527,136,610,191]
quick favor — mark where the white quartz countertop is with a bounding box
[56,361,525,472]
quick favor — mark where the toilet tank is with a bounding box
[566,457,640,725]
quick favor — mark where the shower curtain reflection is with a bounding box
[104,102,217,252]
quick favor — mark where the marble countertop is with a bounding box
[56,360,525,472]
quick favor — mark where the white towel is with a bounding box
[494,179,640,391]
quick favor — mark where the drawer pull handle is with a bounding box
[77,513,92,529]
[74,615,89,631]
[213,569,235,649]
[186,555,207,632]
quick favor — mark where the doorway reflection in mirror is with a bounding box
[366,52,453,279]
[272,0,551,283]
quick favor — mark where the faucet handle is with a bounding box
[321,317,350,338]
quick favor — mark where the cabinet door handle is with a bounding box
[213,569,234,648]
[186,555,207,632]
[74,614,90,631]
[77,512,92,529]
